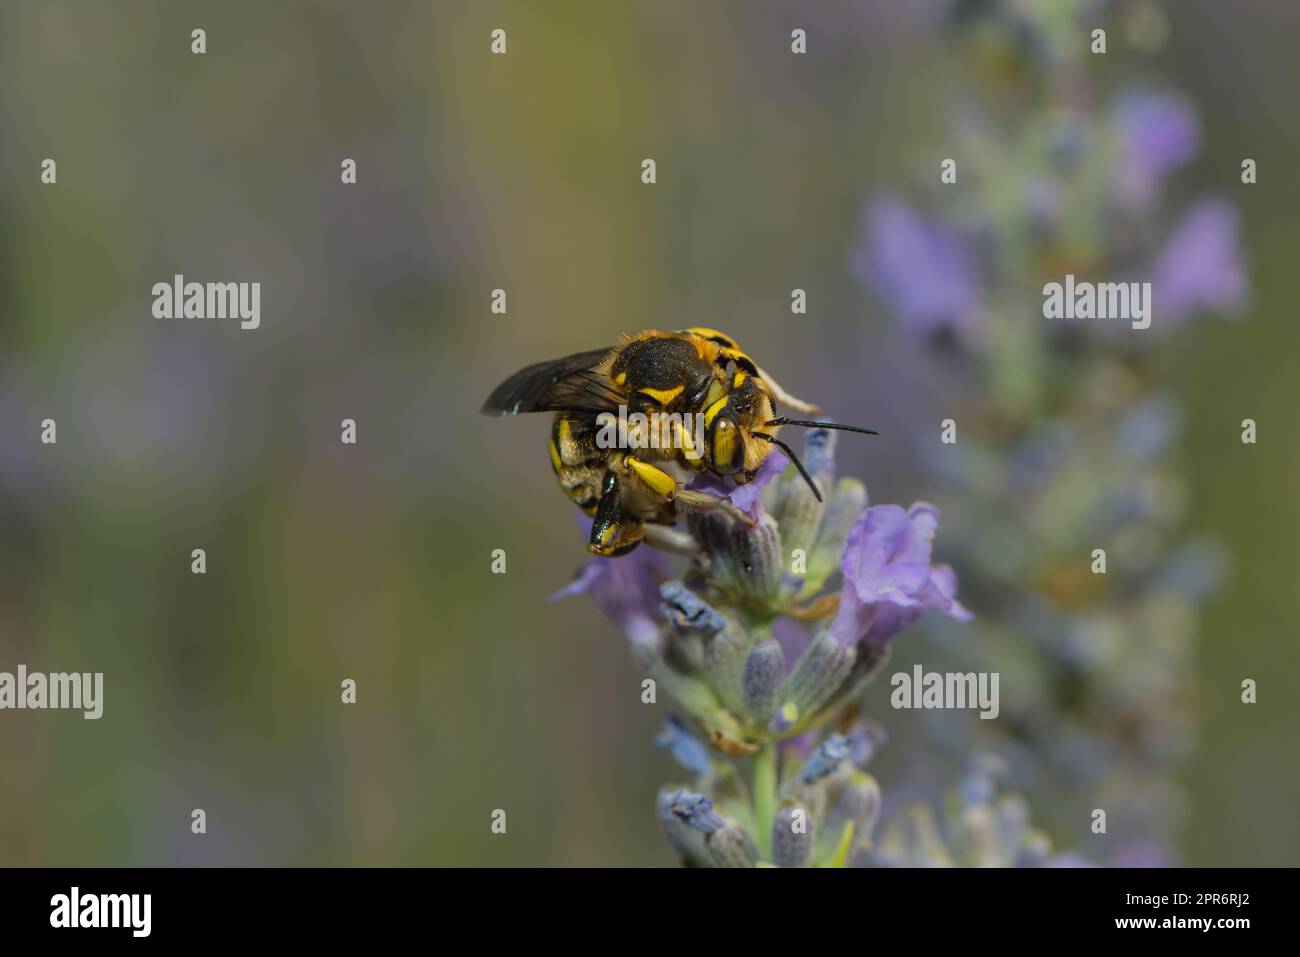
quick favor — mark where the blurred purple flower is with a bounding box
[853,196,984,345]
[655,717,712,776]
[550,530,669,645]
[1114,90,1199,206]
[687,446,788,521]
[1152,199,1248,325]
[829,503,972,649]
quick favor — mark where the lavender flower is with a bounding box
[687,446,788,522]
[557,427,973,866]
[1113,89,1199,207]
[852,196,985,346]
[829,503,972,650]
[1152,199,1249,325]
[851,0,1246,864]
[549,539,668,647]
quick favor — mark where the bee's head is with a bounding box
[704,371,879,504]
[705,376,776,477]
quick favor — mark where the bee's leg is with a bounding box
[623,455,680,500]
[674,488,759,528]
[588,469,643,556]
[625,454,762,529]
[642,522,699,556]
[755,364,820,414]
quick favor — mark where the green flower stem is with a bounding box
[752,740,777,861]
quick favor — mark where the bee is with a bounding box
[482,328,875,556]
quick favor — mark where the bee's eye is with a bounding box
[710,417,742,474]
[703,378,727,409]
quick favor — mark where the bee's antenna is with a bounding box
[751,431,822,503]
[766,417,879,435]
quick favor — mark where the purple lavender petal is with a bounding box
[550,515,670,644]
[852,195,985,345]
[1152,199,1249,325]
[1114,89,1199,206]
[830,502,971,649]
[687,446,788,522]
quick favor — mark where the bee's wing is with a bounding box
[481,348,624,416]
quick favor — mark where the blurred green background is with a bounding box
[1,0,1296,865]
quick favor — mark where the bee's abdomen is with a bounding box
[549,413,605,513]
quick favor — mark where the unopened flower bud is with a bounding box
[784,628,856,719]
[663,789,725,834]
[768,429,835,561]
[690,511,785,610]
[741,639,785,722]
[772,805,814,868]
[798,734,852,785]
[818,773,882,864]
[654,716,712,777]
[657,788,710,866]
[706,819,759,868]
[798,477,868,598]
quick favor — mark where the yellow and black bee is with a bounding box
[482,328,874,556]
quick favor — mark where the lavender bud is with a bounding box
[956,804,1000,867]
[1015,828,1055,867]
[702,622,751,717]
[798,734,852,785]
[801,427,836,478]
[661,581,727,637]
[800,477,868,599]
[654,716,712,777]
[768,701,799,734]
[818,773,882,864]
[996,794,1030,863]
[741,639,785,721]
[705,819,759,868]
[784,628,856,718]
[663,789,725,835]
[657,788,710,866]
[660,582,752,715]
[690,511,785,609]
[768,429,835,560]
[813,642,892,720]
[771,805,814,868]
[653,582,736,717]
